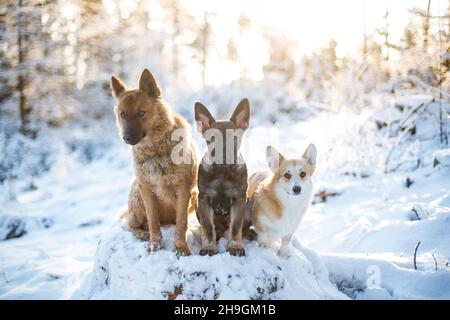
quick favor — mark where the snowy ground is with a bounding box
[1,95,449,299]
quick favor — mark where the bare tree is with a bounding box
[383,5,390,61]
[200,12,210,86]
[362,0,368,60]
[423,0,432,49]
[17,0,32,136]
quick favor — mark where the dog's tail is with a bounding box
[247,171,270,199]
[131,229,150,241]
[188,188,198,214]
[115,207,127,220]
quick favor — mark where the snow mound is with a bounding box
[73,221,346,300]
[433,148,450,168]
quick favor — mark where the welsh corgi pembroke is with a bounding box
[247,144,317,256]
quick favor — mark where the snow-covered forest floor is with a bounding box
[1,89,449,299]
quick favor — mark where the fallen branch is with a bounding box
[432,251,438,271]
[413,241,421,270]
[405,75,450,101]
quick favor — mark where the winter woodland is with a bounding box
[0,0,449,299]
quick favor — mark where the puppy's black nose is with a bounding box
[292,186,301,194]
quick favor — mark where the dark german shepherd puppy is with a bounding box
[194,99,251,256]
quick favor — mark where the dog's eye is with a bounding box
[120,111,126,118]
[284,173,291,179]
[300,171,307,178]
[138,111,146,117]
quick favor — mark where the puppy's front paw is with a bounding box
[227,247,246,256]
[146,239,164,252]
[227,242,245,257]
[199,247,218,256]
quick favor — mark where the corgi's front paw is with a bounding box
[257,235,271,249]
[259,241,270,248]
[278,245,293,257]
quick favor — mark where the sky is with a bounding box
[255,0,427,56]
[174,0,449,84]
[182,0,448,56]
[98,0,448,58]
[98,0,448,85]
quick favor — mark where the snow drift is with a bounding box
[73,220,346,300]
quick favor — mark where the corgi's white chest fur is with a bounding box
[260,182,313,240]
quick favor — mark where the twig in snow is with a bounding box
[432,251,438,271]
[0,258,9,284]
[413,241,421,270]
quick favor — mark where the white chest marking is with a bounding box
[260,184,312,240]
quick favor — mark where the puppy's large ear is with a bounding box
[302,143,317,167]
[266,146,285,173]
[111,75,126,99]
[139,68,161,98]
[195,102,215,134]
[230,98,250,130]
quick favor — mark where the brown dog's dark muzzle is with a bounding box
[123,129,145,145]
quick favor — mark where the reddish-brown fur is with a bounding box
[111,69,197,255]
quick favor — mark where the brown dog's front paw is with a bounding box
[227,246,246,257]
[174,241,191,256]
[146,239,163,252]
[199,248,218,256]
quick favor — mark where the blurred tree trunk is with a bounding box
[362,0,368,61]
[383,6,390,61]
[423,0,431,49]
[17,0,32,136]
[172,3,179,81]
[0,3,12,104]
[200,12,210,86]
[447,0,450,42]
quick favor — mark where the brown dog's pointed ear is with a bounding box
[195,102,215,134]
[111,75,126,98]
[230,98,250,130]
[266,146,285,173]
[139,68,161,98]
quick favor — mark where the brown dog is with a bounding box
[110,69,197,255]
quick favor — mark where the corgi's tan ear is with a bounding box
[266,146,285,172]
[110,75,126,99]
[139,68,161,98]
[195,102,215,134]
[302,143,317,167]
[230,98,250,130]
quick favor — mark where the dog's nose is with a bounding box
[123,133,139,145]
[215,207,228,215]
[292,185,301,194]
[123,135,131,144]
